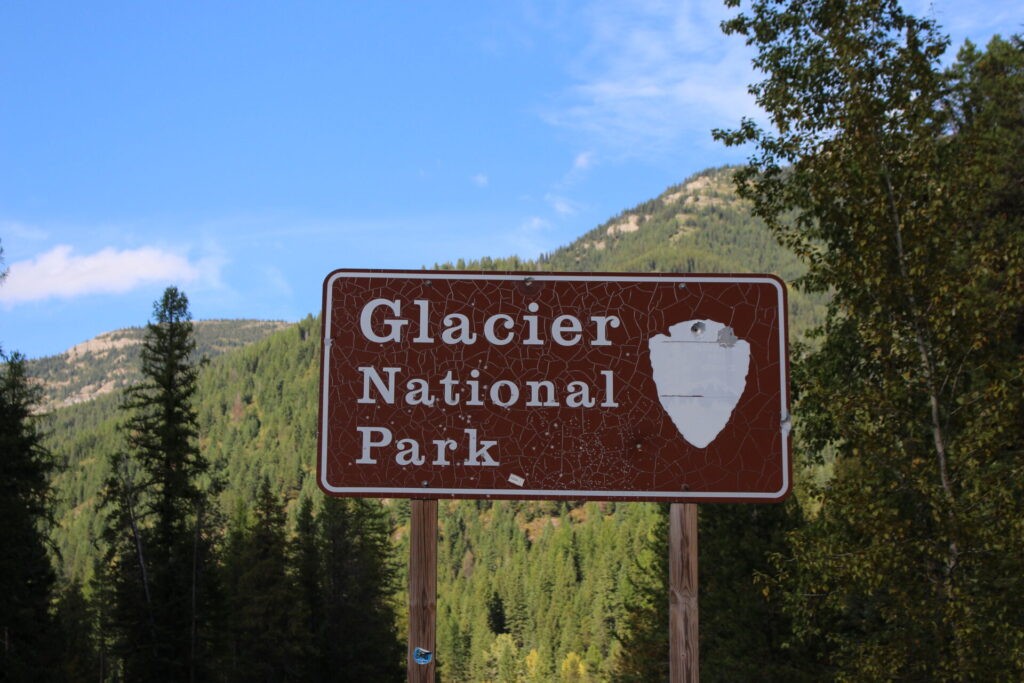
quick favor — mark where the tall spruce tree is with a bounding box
[222,477,308,682]
[316,497,403,682]
[294,496,324,681]
[98,286,219,680]
[715,1,1024,678]
[0,349,60,680]
[54,579,100,681]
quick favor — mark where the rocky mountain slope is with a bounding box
[26,319,292,411]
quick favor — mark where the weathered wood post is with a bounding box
[670,502,699,682]
[408,499,438,683]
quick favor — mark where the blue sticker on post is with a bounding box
[413,648,433,664]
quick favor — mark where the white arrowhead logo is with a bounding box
[648,319,750,448]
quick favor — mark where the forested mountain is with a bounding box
[26,319,291,411]
[435,166,825,336]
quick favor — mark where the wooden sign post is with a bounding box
[670,502,699,682]
[408,499,438,683]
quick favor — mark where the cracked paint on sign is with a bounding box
[316,270,791,502]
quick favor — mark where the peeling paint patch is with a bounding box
[648,319,750,449]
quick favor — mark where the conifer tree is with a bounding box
[54,579,100,680]
[98,286,219,679]
[487,633,523,683]
[294,495,324,681]
[316,497,403,682]
[611,505,668,683]
[612,502,806,682]
[0,349,60,679]
[222,477,307,682]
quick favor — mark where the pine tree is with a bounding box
[54,579,100,681]
[611,505,668,683]
[698,502,811,682]
[222,477,307,682]
[316,497,404,682]
[0,349,60,679]
[294,495,324,681]
[486,633,523,683]
[98,286,220,679]
[716,2,1024,677]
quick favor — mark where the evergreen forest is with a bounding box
[2,3,1022,680]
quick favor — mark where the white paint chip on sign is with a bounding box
[508,474,525,487]
[648,319,751,449]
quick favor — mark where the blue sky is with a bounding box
[2,1,1021,359]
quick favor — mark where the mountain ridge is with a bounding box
[437,165,824,335]
[26,318,292,411]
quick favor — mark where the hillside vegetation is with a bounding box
[28,319,291,411]
[437,166,825,337]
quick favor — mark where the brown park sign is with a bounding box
[317,270,791,502]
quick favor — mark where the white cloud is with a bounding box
[520,216,551,233]
[545,193,582,216]
[503,216,556,259]
[573,151,595,170]
[192,237,228,291]
[471,173,489,187]
[539,1,765,158]
[909,0,1024,45]
[0,244,220,306]
[541,0,1023,160]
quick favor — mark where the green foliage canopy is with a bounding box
[0,350,60,678]
[715,0,1024,677]
[98,286,221,680]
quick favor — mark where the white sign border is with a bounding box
[319,271,790,501]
